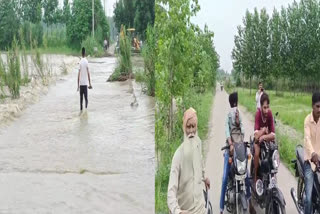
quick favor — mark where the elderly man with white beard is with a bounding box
[167,108,211,214]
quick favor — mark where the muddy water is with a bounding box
[0,57,155,213]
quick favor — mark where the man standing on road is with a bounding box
[77,47,92,113]
[304,92,320,214]
[167,108,211,214]
[253,93,275,185]
[104,38,108,51]
[256,82,264,109]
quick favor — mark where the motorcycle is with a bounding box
[221,141,250,214]
[291,145,320,214]
[250,137,286,214]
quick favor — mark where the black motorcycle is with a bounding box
[250,138,286,214]
[221,142,250,214]
[291,145,320,214]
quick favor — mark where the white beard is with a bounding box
[183,132,199,144]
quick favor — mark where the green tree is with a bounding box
[114,0,135,31]
[242,10,256,94]
[67,0,109,48]
[20,0,42,23]
[257,8,270,81]
[63,0,71,24]
[270,9,282,93]
[43,0,59,27]
[134,0,155,40]
[0,0,20,50]
[143,25,156,96]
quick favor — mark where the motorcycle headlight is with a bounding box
[236,159,246,174]
[272,150,280,169]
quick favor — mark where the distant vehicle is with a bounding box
[115,28,141,54]
[127,28,141,53]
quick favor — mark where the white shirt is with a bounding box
[256,91,263,109]
[79,58,89,86]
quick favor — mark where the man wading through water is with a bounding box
[167,108,212,214]
[77,47,92,113]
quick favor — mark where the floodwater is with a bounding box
[0,57,155,213]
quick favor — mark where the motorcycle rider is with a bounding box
[304,92,320,214]
[219,92,254,214]
[253,93,275,187]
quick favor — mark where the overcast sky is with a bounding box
[192,0,299,72]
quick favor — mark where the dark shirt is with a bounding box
[254,108,275,134]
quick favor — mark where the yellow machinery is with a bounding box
[127,28,141,53]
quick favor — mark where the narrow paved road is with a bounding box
[204,87,297,214]
[0,57,155,213]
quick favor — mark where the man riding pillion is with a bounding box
[219,92,254,214]
[304,92,320,214]
[253,93,275,186]
[167,108,211,214]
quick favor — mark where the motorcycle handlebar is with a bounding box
[221,145,229,151]
[221,142,250,151]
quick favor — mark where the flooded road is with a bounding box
[0,57,155,213]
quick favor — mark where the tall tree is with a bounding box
[0,0,20,50]
[20,0,42,23]
[270,9,282,93]
[257,8,270,81]
[114,0,135,30]
[63,0,71,24]
[134,0,155,40]
[43,0,59,27]
[67,0,110,48]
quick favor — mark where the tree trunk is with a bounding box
[168,67,173,140]
[250,76,252,95]
[275,76,278,96]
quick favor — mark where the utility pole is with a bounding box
[92,0,95,37]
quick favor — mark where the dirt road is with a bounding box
[204,87,297,214]
[0,57,155,213]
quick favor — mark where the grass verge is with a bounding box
[23,46,81,56]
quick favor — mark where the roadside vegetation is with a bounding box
[154,0,219,212]
[108,25,133,82]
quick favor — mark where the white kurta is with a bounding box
[167,135,207,214]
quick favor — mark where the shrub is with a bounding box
[81,36,104,57]
[0,53,6,95]
[142,25,156,96]
[44,26,67,48]
[21,22,44,49]
[117,25,132,75]
[6,37,21,99]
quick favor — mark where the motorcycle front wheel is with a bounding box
[265,197,286,214]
